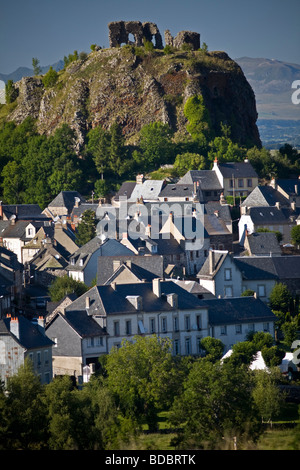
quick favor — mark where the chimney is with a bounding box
[10,317,19,339]
[270,178,276,189]
[209,250,215,274]
[253,292,257,298]
[136,174,144,184]
[275,202,280,209]
[291,201,296,211]
[74,197,80,208]
[86,296,90,309]
[152,278,161,297]
[145,224,151,237]
[37,316,45,335]
[220,192,226,205]
[113,260,121,270]
[111,282,116,290]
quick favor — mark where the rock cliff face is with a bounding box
[7,47,261,151]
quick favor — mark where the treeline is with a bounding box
[0,332,299,451]
[0,94,299,208]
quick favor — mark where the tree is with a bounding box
[252,369,284,425]
[5,79,18,104]
[173,152,206,176]
[32,57,41,76]
[86,126,111,179]
[199,336,224,362]
[42,66,58,88]
[170,359,261,449]
[269,283,293,314]
[1,160,23,203]
[105,335,178,432]
[76,209,97,246]
[48,274,88,302]
[108,122,127,177]
[291,225,300,247]
[2,359,48,449]
[138,122,174,171]
[183,94,212,149]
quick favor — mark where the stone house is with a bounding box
[0,314,54,385]
[45,279,277,379]
[212,159,259,199]
[67,237,133,286]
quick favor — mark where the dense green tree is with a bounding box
[183,94,212,148]
[228,341,257,366]
[173,152,206,176]
[246,331,274,351]
[86,125,111,179]
[170,359,261,449]
[291,225,300,247]
[109,122,128,176]
[261,345,285,367]
[252,368,284,424]
[199,336,224,362]
[76,209,97,246]
[42,66,58,88]
[106,335,178,432]
[2,359,48,449]
[5,79,18,103]
[269,283,293,314]
[138,122,175,171]
[48,274,88,302]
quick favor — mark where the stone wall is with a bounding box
[165,29,201,50]
[108,21,163,48]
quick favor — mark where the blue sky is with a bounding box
[0,0,299,74]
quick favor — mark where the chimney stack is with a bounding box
[152,278,161,297]
[86,297,90,309]
[10,317,19,339]
[37,316,45,335]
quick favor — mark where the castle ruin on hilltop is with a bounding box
[108,21,200,51]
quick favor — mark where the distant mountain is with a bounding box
[236,57,300,148]
[0,61,64,85]
[236,57,300,120]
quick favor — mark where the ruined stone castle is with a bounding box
[108,21,200,50]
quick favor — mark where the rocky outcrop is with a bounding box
[7,47,261,151]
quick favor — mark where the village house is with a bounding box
[45,278,277,381]
[0,314,54,385]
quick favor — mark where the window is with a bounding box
[221,325,227,335]
[174,339,180,355]
[185,315,190,331]
[37,351,41,366]
[263,322,270,332]
[248,323,255,332]
[88,337,94,347]
[224,268,232,281]
[149,318,155,334]
[224,286,233,297]
[126,320,132,335]
[230,180,234,188]
[161,317,167,333]
[196,336,202,354]
[247,179,252,188]
[174,316,179,332]
[185,337,191,355]
[114,321,120,336]
[238,179,244,188]
[258,285,266,297]
[44,350,49,364]
[235,324,242,334]
[196,315,202,330]
[95,336,103,346]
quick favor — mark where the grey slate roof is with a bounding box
[178,170,223,190]
[241,186,289,207]
[97,254,164,285]
[217,161,258,178]
[65,281,206,316]
[233,257,278,280]
[247,206,289,225]
[0,220,46,241]
[58,310,106,338]
[68,237,133,272]
[129,180,166,201]
[197,250,228,279]
[114,182,136,201]
[276,178,300,196]
[0,316,54,349]
[158,184,195,198]
[48,191,86,212]
[245,232,281,256]
[0,204,44,220]
[198,296,277,325]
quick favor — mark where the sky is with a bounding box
[0,0,300,74]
